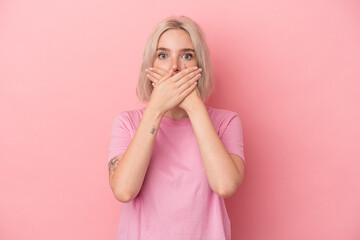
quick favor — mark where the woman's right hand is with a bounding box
[146,66,202,115]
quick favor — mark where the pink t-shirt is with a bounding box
[108,105,245,240]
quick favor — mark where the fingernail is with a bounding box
[149,67,153,70]
[193,66,198,69]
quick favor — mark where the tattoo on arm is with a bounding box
[108,155,121,176]
[150,124,156,134]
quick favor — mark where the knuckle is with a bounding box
[184,68,192,75]
[191,71,198,77]
[185,73,194,80]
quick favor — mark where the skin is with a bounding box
[150,29,200,120]
[108,29,244,202]
[108,65,201,202]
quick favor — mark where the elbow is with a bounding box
[113,187,135,203]
[115,195,133,203]
[110,178,135,203]
[217,186,237,198]
[217,175,244,198]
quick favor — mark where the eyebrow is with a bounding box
[156,47,195,52]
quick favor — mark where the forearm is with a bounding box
[110,104,163,202]
[187,101,241,197]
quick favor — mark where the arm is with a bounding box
[108,67,201,202]
[187,100,245,198]
[108,105,164,203]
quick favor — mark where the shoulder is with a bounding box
[206,106,241,123]
[206,106,243,136]
[111,107,145,134]
[115,107,144,121]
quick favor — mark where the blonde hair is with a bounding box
[136,16,214,103]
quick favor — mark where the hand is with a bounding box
[145,66,202,115]
[146,66,203,112]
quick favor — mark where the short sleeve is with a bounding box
[107,113,133,163]
[220,114,245,163]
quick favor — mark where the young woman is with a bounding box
[107,15,245,240]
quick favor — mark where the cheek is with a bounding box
[153,61,172,73]
[153,59,165,68]
[181,59,198,68]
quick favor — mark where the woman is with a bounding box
[107,15,245,240]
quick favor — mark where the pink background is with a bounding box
[1,0,359,239]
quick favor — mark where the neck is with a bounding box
[164,106,189,121]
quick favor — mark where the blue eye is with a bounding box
[158,53,167,59]
[183,53,193,60]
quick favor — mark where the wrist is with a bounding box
[185,98,205,117]
[145,102,165,119]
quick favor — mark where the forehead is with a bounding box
[157,29,194,49]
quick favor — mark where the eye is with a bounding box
[158,53,167,59]
[182,53,193,60]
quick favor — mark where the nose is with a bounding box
[171,58,186,74]
[171,58,182,73]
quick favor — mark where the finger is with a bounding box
[170,66,199,83]
[177,72,201,93]
[175,68,202,87]
[148,67,169,77]
[147,70,162,80]
[179,81,198,98]
[158,69,173,83]
[146,73,159,83]
[146,70,162,81]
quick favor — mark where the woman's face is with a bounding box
[153,29,198,74]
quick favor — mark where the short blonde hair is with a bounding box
[136,15,214,103]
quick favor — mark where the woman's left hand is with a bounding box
[145,67,203,112]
